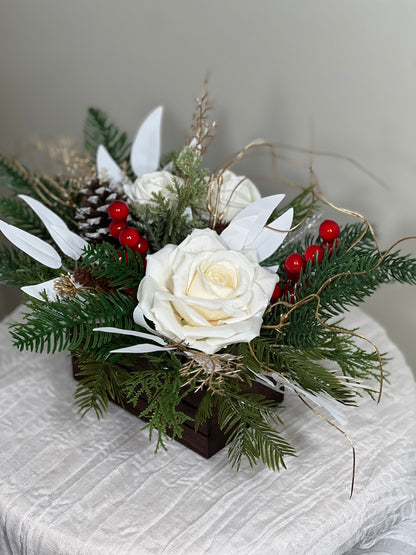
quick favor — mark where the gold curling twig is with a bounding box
[369,236,416,272]
[297,394,356,499]
[247,341,356,497]
[265,187,318,234]
[262,273,385,403]
[207,170,253,229]
[315,190,381,255]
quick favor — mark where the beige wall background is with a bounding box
[0,1,415,371]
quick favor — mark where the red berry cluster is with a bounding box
[108,201,149,255]
[270,219,340,303]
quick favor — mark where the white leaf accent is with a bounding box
[130,106,163,176]
[18,195,88,260]
[93,326,167,346]
[133,304,163,336]
[221,194,285,251]
[0,219,62,269]
[254,373,348,426]
[110,344,174,354]
[21,278,60,301]
[266,264,279,273]
[249,207,294,262]
[96,145,127,186]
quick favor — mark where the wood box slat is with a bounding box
[72,358,283,459]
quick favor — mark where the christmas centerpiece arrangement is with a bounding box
[1,91,415,488]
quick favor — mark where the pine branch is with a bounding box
[0,151,36,196]
[10,290,137,354]
[310,329,387,397]
[194,391,216,430]
[80,243,145,289]
[0,246,59,287]
[131,148,209,250]
[245,338,357,404]
[217,389,295,471]
[73,352,131,418]
[0,197,50,239]
[33,175,82,230]
[271,185,317,227]
[83,108,131,167]
[265,223,416,350]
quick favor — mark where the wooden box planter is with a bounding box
[72,358,283,459]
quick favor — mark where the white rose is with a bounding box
[124,170,183,206]
[210,170,261,222]
[137,228,277,354]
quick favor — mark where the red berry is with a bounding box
[319,220,340,243]
[117,251,131,264]
[108,200,129,221]
[270,282,282,302]
[284,253,305,276]
[304,244,324,264]
[323,238,340,256]
[109,220,127,239]
[133,236,149,255]
[283,283,296,303]
[123,286,138,297]
[119,227,140,248]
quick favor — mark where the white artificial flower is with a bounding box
[123,170,183,207]
[210,170,261,222]
[136,228,278,354]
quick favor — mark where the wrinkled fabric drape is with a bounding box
[0,307,415,555]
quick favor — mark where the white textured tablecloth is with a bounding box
[0,307,415,555]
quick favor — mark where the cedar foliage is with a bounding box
[131,147,209,250]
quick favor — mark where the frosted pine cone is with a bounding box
[75,179,118,243]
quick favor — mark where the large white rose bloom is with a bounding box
[124,170,183,206]
[211,170,261,222]
[137,228,278,354]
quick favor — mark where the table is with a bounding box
[0,307,415,554]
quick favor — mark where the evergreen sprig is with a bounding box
[131,147,209,250]
[80,243,145,289]
[73,354,131,419]
[217,389,295,471]
[0,246,59,287]
[265,223,416,350]
[0,197,50,240]
[238,338,357,404]
[84,108,131,168]
[10,290,137,354]
[272,185,317,228]
[0,151,36,196]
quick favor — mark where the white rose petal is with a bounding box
[210,170,261,222]
[124,170,183,207]
[136,228,277,354]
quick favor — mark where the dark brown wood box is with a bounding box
[72,357,283,459]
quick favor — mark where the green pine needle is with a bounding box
[130,147,209,250]
[84,108,131,168]
[80,242,145,289]
[11,290,137,354]
[0,197,50,239]
[0,151,36,196]
[217,391,295,471]
[0,246,59,287]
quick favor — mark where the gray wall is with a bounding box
[0,1,415,371]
